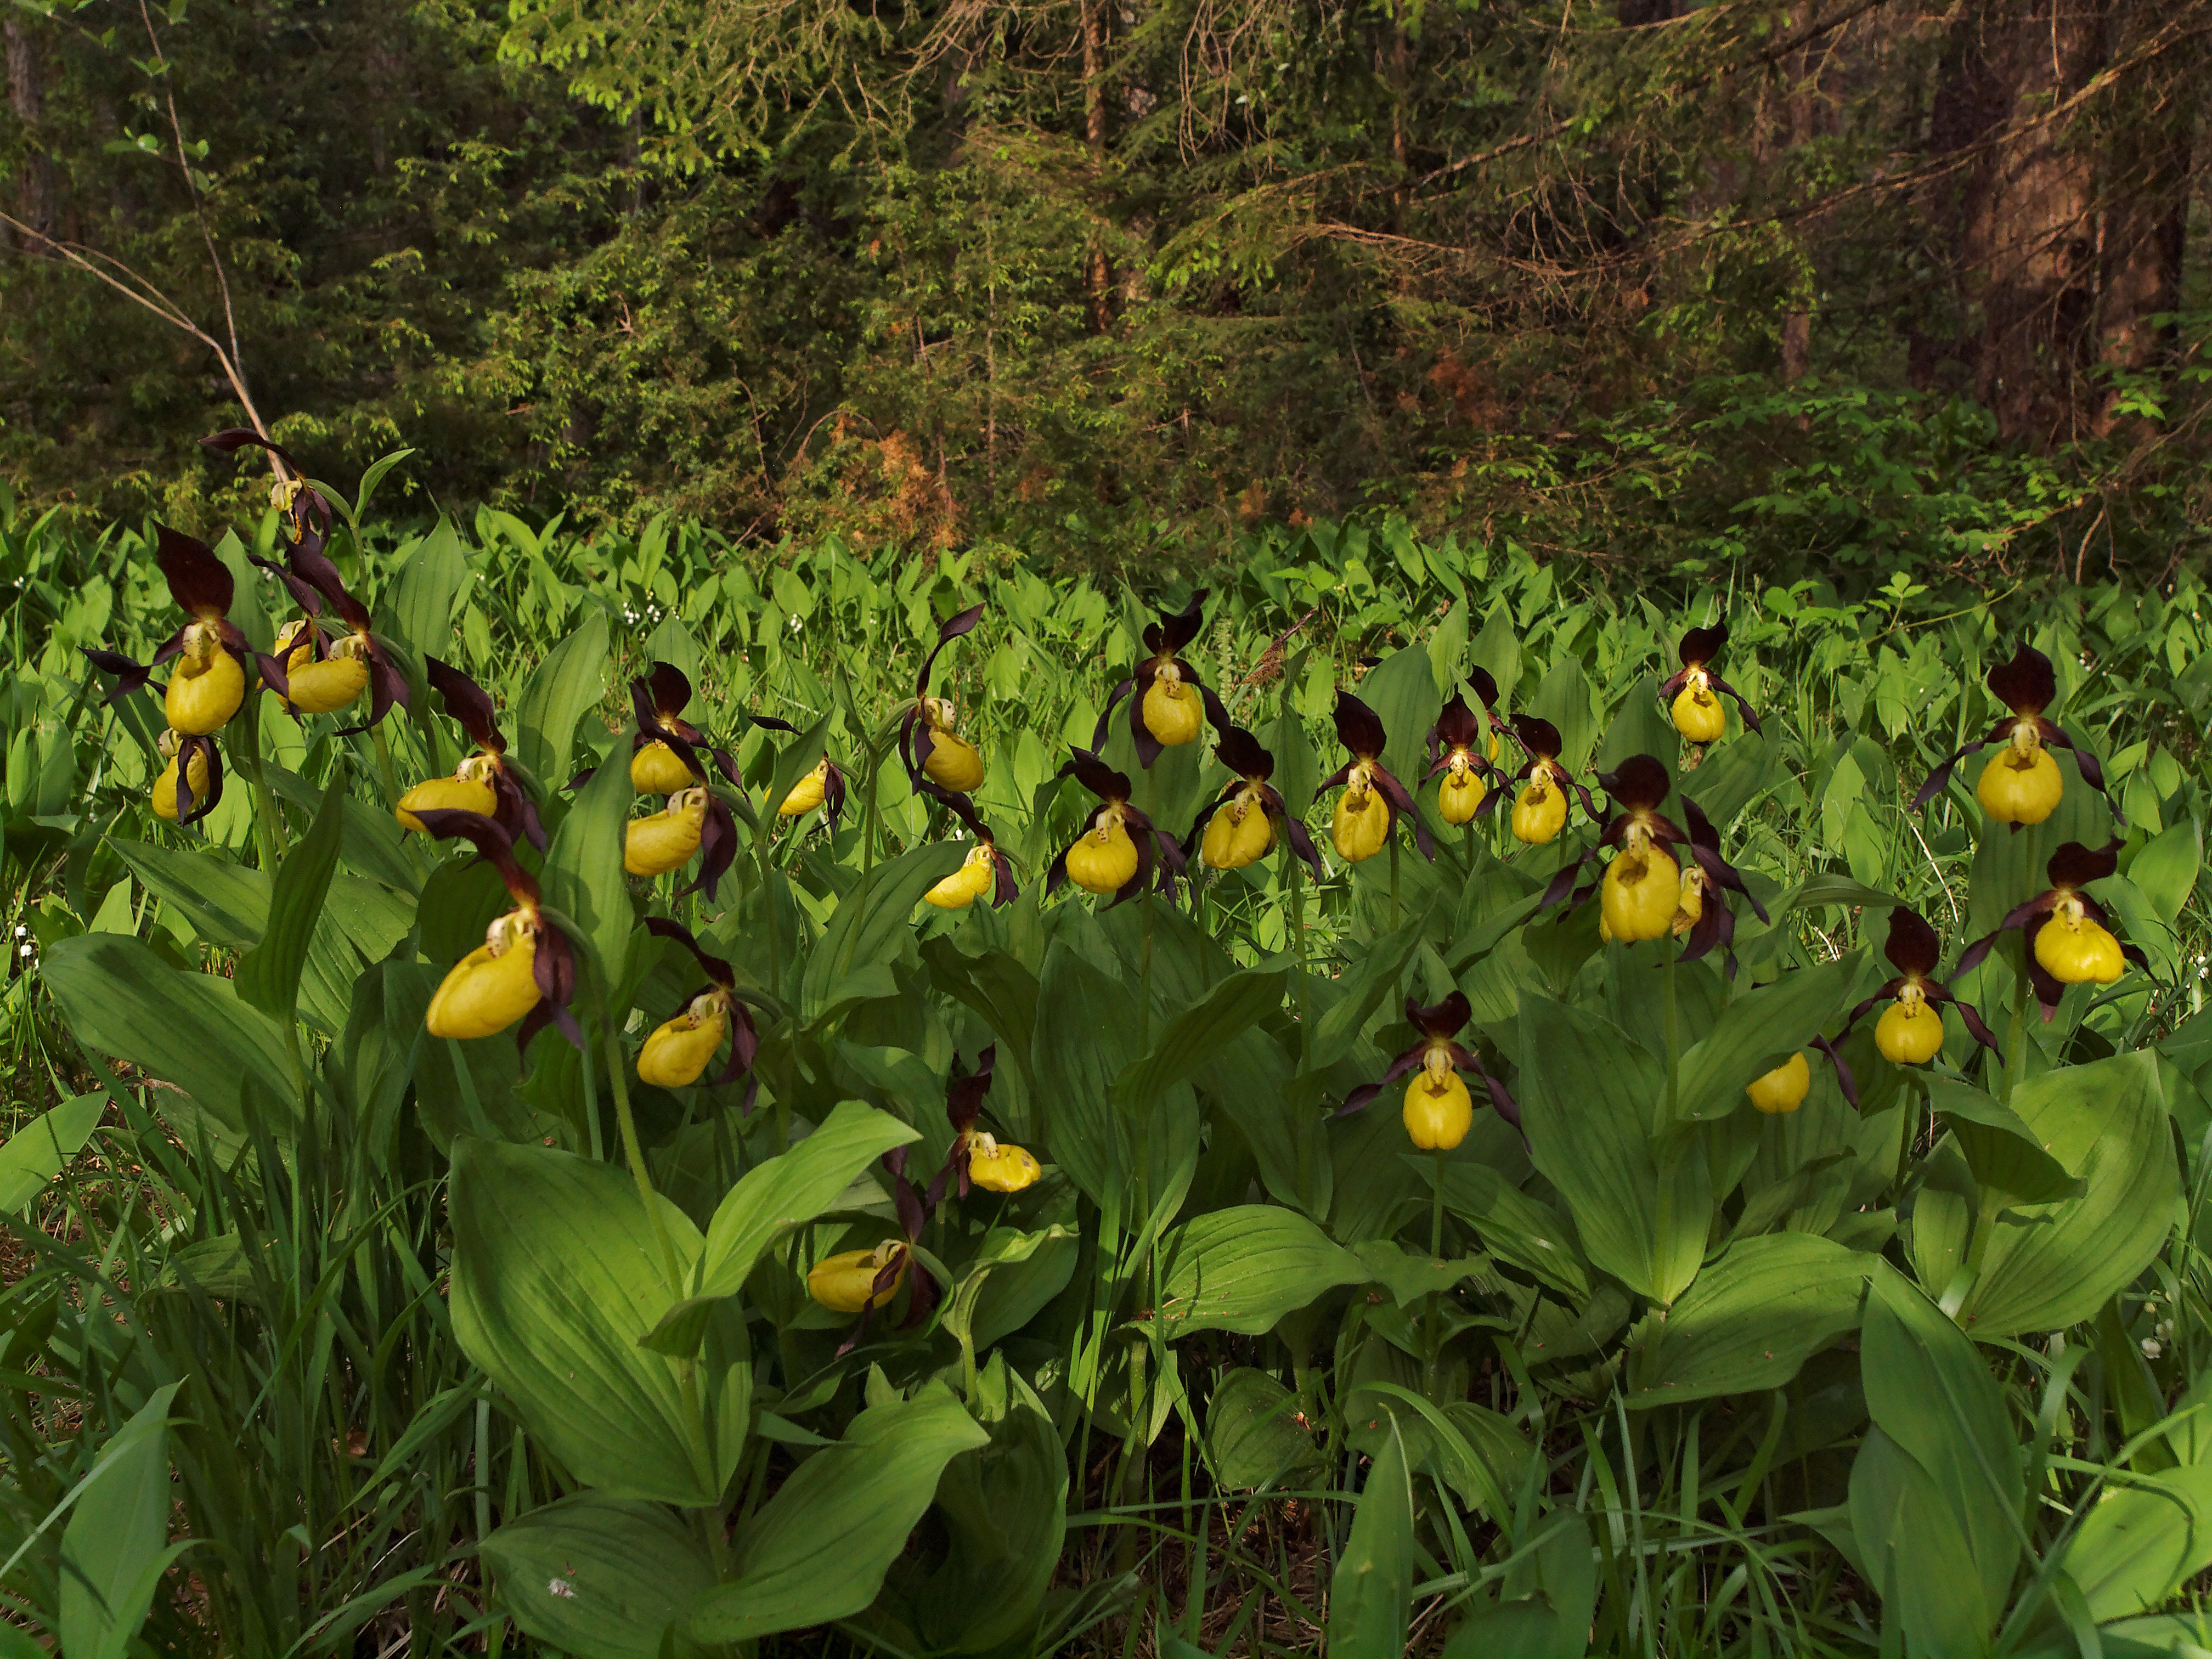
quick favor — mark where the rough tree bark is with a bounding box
[4,16,56,244]
[2091,0,2193,435]
[1081,0,1114,334]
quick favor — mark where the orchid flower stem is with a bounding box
[1288,849,1311,1067]
[1664,937,1680,1122]
[369,720,428,877]
[1424,1149,1448,1393]
[1389,828,1402,929]
[2006,957,2029,1103]
[1139,887,1155,1053]
[239,687,285,872]
[604,1010,684,1299]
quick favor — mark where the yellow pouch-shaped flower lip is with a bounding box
[808,1243,907,1313]
[396,774,499,833]
[1976,744,2062,825]
[1671,682,1726,743]
[630,739,695,795]
[427,928,541,1040]
[637,1003,727,1088]
[1600,847,1680,943]
[1402,1070,1474,1150]
[151,746,212,822]
[1142,674,1204,747]
[1746,1051,1810,1113]
[2034,913,2124,985]
[1511,777,1566,844]
[1331,786,1390,863]
[1438,768,1486,825]
[1875,997,1944,1065]
[625,792,707,876]
[1067,819,1139,893]
[779,759,830,816]
[921,730,984,792]
[165,646,245,736]
[926,848,998,910]
[967,1134,1042,1193]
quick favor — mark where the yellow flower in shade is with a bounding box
[926,846,1000,909]
[1746,1052,1810,1113]
[808,1241,908,1314]
[1915,644,2117,827]
[1600,845,1680,943]
[1189,727,1324,882]
[780,758,831,817]
[1425,687,1502,827]
[903,602,989,794]
[637,995,728,1088]
[1403,1063,1474,1151]
[151,731,213,823]
[625,789,707,877]
[1661,624,1759,744]
[396,766,498,832]
[1322,692,1429,865]
[253,539,408,730]
[630,739,695,795]
[1952,840,2138,1012]
[1875,994,1945,1065]
[1051,753,1178,901]
[273,620,369,714]
[166,633,246,735]
[1976,743,2062,826]
[1672,861,1706,938]
[427,921,543,1040]
[919,718,985,793]
[1839,908,2000,1069]
[1141,667,1204,747]
[966,1132,1042,1193]
[1341,992,1520,1151]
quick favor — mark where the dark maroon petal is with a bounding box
[1430,692,1481,757]
[1156,590,1208,654]
[644,916,735,989]
[1677,891,1735,967]
[1332,692,1388,761]
[1045,843,1073,895]
[1466,667,1502,713]
[1707,674,1764,737]
[1538,851,1596,909]
[1127,667,1166,770]
[1214,723,1276,782]
[198,427,305,474]
[1281,815,1327,879]
[2034,721,2118,809]
[1061,750,1132,805]
[286,540,372,631]
[710,1005,760,1089]
[945,1046,996,1134]
[1678,623,1728,670]
[1408,991,1471,1038]
[154,523,235,619]
[1514,716,1562,760]
[1987,645,2056,716]
[1334,1045,1427,1118]
[249,552,326,616]
[675,797,738,902]
[1883,909,1942,977]
[528,924,584,1050]
[2048,838,2121,893]
[491,770,546,853]
[647,662,693,719]
[1808,1035,1859,1108]
[1088,676,1137,758]
[915,602,986,697]
[1370,764,1435,860]
[255,651,296,712]
[411,808,540,907]
[630,679,704,780]
[884,1148,928,1242]
[1605,754,1672,812]
[990,850,1019,907]
[1195,678,1234,741]
[822,761,849,830]
[426,657,505,752]
[82,647,155,702]
[174,735,224,828]
[1688,839,1765,922]
[1910,740,1991,812]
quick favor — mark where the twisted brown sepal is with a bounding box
[674,795,740,904]
[1950,839,2142,1019]
[641,917,761,1102]
[1658,622,1763,736]
[1482,715,1600,823]
[1183,725,1325,879]
[1424,691,1505,785]
[1334,991,1521,1128]
[81,647,160,706]
[926,1046,1000,1206]
[154,523,239,622]
[923,782,1020,905]
[1835,906,2004,1059]
[170,733,224,830]
[1538,753,1688,910]
[199,428,336,535]
[277,539,408,732]
[411,808,582,1051]
[426,656,544,851]
[1319,692,1434,861]
[902,602,988,787]
[1910,644,2119,825]
[1091,591,1230,768]
[1675,797,1767,969]
[1045,750,1188,906]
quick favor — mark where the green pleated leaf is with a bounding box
[514,605,609,789]
[1155,1205,1368,1336]
[544,751,635,994]
[57,1383,182,1659]
[1672,956,1865,1126]
[802,841,964,1020]
[684,1384,989,1644]
[1328,1421,1417,1659]
[235,767,346,1022]
[482,1493,715,1659]
[2057,1465,2212,1623]
[109,838,268,949]
[1624,1232,1873,1404]
[0,1091,107,1212]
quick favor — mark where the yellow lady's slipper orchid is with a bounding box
[625,788,707,877]
[780,758,832,817]
[1331,781,1391,862]
[1875,991,1945,1065]
[637,994,729,1088]
[1975,742,2062,826]
[1402,1059,1474,1151]
[1203,788,1277,869]
[2034,908,2124,984]
[151,743,212,822]
[966,1132,1042,1193]
[1511,777,1567,844]
[1067,817,1139,894]
[1142,664,1205,747]
[926,846,1000,909]
[275,622,370,714]
[808,1241,907,1313]
[1746,1052,1810,1113]
[396,763,499,832]
[1438,760,1486,825]
[1672,862,1706,937]
[426,917,541,1040]
[1671,682,1726,744]
[166,627,246,735]
[630,738,695,795]
[917,699,986,792]
[1600,845,1680,943]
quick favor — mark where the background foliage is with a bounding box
[1,0,2207,574]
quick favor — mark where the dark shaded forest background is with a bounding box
[0,0,2204,579]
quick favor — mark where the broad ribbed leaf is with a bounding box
[483,1494,715,1659]
[514,605,608,787]
[1624,1232,1872,1404]
[1672,956,1864,1125]
[2057,1465,2212,1622]
[1156,1205,1367,1335]
[1329,1423,1417,1659]
[802,842,964,1019]
[543,753,635,992]
[0,1091,106,1211]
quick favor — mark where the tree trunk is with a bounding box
[2091,0,2193,435]
[1929,0,2106,445]
[3,16,55,243]
[1081,0,1114,334]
